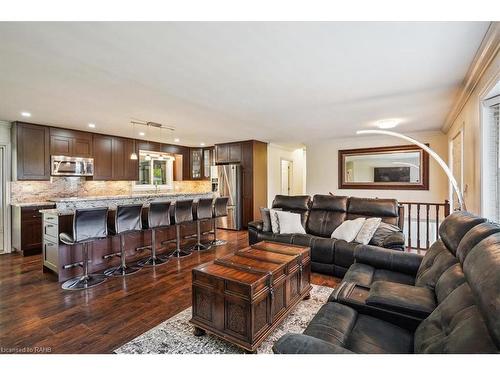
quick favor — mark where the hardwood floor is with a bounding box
[0,230,340,354]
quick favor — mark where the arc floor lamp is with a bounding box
[356,129,466,211]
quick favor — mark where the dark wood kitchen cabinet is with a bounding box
[215,142,241,163]
[190,147,213,180]
[93,134,113,179]
[50,128,93,157]
[214,140,267,227]
[93,134,138,181]
[12,204,56,256]
[12,122,51,180]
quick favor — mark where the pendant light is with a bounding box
[130,122,138,160]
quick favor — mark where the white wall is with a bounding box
[306,131,449,204]
[267,144,306,207]
[446,50,500,215]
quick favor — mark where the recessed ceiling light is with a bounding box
[376,119,399,129]
[139,132,145,136]
[200,142,205,146]
[21,112,31,117]
[88,123,96,128]
[174,138,180,143]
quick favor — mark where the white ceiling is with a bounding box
[0,22,490,147]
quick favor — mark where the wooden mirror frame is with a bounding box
[338,144,429,190]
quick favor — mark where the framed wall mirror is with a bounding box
[339,144,429,190]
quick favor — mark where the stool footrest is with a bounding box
[102,252,121,260]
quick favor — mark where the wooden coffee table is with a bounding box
[190,241,312,352]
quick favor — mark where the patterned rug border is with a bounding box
[115,284,334,354]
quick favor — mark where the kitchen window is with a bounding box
[134,150,174,191]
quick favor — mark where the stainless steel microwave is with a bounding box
[51,156,94,176]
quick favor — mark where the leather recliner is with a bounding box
[248,194,405,277]
[273,212,500,354]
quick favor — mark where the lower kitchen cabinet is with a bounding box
[12,204,56,256]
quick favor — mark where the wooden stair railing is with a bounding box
[399,200,450,252]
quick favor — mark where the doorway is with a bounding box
[280,159,293,195]
[449,128,464,212]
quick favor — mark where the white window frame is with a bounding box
[133,150,174,192]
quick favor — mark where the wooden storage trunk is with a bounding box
[190,241,311,352]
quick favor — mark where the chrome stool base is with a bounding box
[190,242,211,251]
[138,256,168,267]
[62,274,107,290]
[104,265,141,277]
[170,248,192,258]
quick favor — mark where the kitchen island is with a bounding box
[40,192,216,282]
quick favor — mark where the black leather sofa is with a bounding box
[248,194,405,277]
[273,211,500,353]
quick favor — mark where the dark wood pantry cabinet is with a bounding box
[12,122,51,180]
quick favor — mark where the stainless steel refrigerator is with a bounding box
[211,164,242,230]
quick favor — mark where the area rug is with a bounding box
[115,284,334,354]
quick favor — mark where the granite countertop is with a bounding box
[11,201,55,208]
[47,191,213,203]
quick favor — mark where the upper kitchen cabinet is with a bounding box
[93,134,138,181]
[190,147,213,180]
[93,134,113,180]
[50,128,93,158]
[215,142,241,164]
[12,122,50,180]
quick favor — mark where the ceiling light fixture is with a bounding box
[200,143,205,146]
[21,112,31,118]
[129,122,138,160]
[88,123,96,128]
[174,138,180,143]
[139,132,145,136]
[375,119,399,129]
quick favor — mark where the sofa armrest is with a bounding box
[248,220,264,232]
[354,244,424,276]
[383,231,406,250]
[273,333,354,354]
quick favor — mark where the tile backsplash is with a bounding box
[10,177,211,204]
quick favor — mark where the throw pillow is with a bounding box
[370,222,402,247]
[260,208,272,232]
[331,218,366,242]
[355,217,382,245]
[275,211,306,234]
[269,208,282,233]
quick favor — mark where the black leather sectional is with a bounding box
[272,211,500,354]
[248,194,405,277]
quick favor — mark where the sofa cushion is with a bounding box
[414,283,498,353]
[303,302,413,354]
[331,218,365,242]
[369,222,402,247]
[347,197,399,226]
[415,239,459,290]
[366,281,436,319]
[456,221,500,264]
[355,217,382,245]
[438,211,486,255]
[272,195,311,228]
[333,240,357,268]
[463,233,500,348]
[341,263,415,288]
[306,194,348,237]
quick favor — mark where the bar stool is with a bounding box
[104,204,143,277]
[138,201,171,267]
[190,198,214,251]
[170,199,194,258]
[210,196,229,246]
[60,207,109,290]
